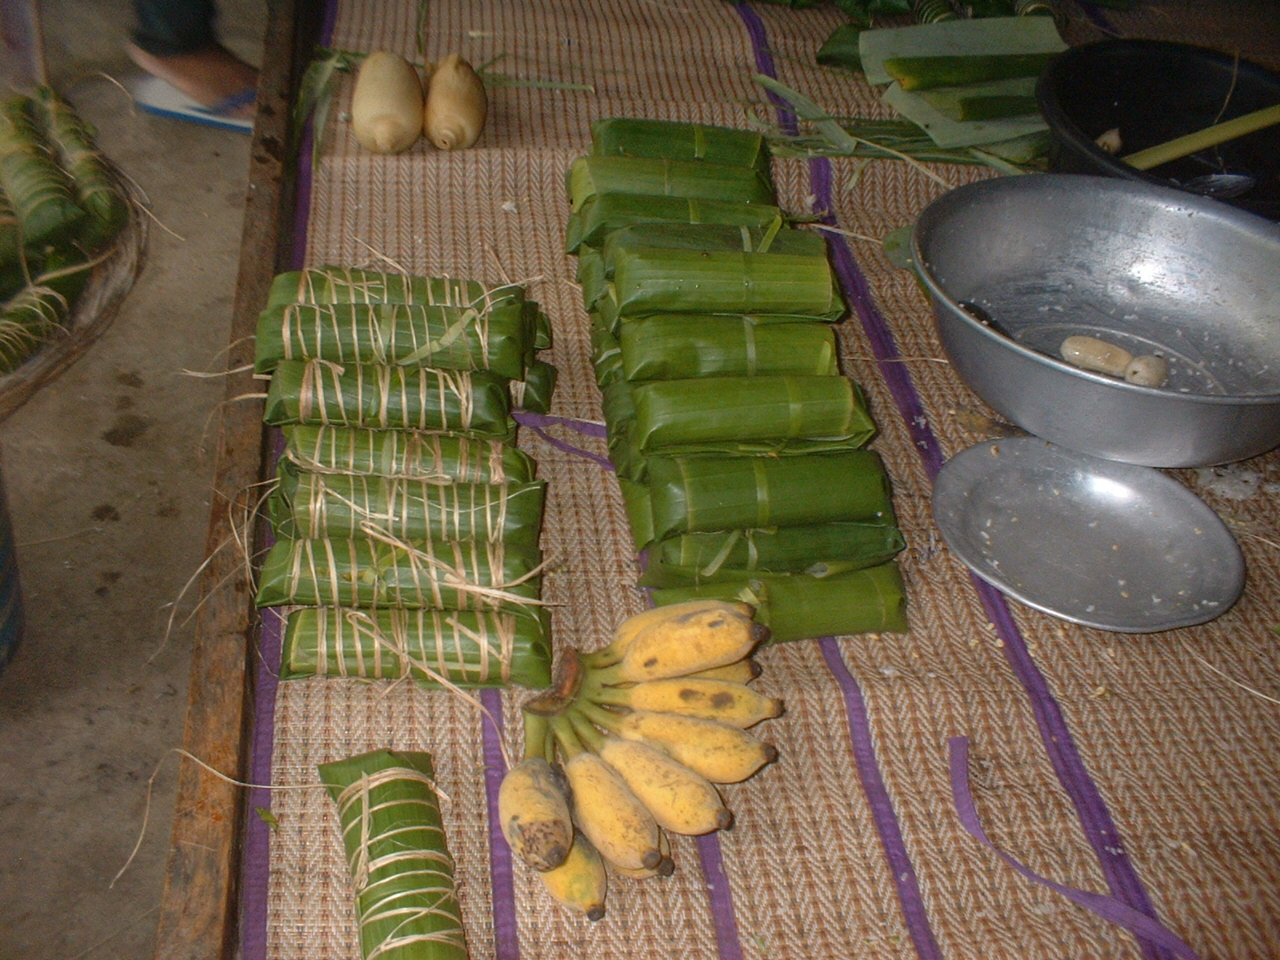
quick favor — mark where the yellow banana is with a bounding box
[592,676,783,728]
[691,657,761,684]
[555,716,664,872]
[610,829,675,879]
[616,710,778,784]
[536,830,607,921]
[614,603,769,682]
[498,757,574,872]
[581,599,753,669]
[597,735,732,836]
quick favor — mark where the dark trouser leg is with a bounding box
[132,0,219,57]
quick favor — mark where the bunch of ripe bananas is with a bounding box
[498,599,782,920]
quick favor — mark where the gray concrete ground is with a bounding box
[0,3,264,958]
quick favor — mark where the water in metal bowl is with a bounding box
[913,174,1280,467]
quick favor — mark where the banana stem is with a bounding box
[567,708,606,753]
[521,709,549,762]
[575,699,626,735]
[549,712,586,759]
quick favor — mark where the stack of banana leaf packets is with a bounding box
[566,118,908,642]
[253,266,557,689]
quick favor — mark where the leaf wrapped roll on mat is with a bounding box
[254,300,537,379]
[651,561,908,641]
[255,536,542,610]
[263,360,514,437]
[318,749,469,960]
[281,605,551,687]
[590,117,773,177]
[280,425,537,483]
[508,357,557,414]
[267,266,527,312]
[269,470,546,551]
[619,315,838,380]
[566,155,775,212]
[566,192,784,253]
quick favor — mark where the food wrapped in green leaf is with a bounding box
[566,155,774,213]
[565,192,784,253]
[32,87,129,252]
[281,605,551,687]
[629,375,875,454]
[280,425,536,483]
[0,280,68,372]
[620,316,839,380]
[267,266,526,312]
[263,360,514,438]
[254,300,537,380]
[590,117,773,178]
[318,749,469,960]
[640,521,906,586]
[589,314,624,388]
[0,96,86,246]
[269,470,546,552]
[651,561,908,641]
[645,449,894,542]
[255,536,542,610]
[617,476,655,552]
[509,357,557,414]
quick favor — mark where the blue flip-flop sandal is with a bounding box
[129,74,255,133]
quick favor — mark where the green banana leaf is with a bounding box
[280,425,537,483]
[589,313,625,389]
[282,605,551,688]
[317,749,469,960]
[565,155,775,213]
[0,96,86,247]
[509,357,557,414]
[255,536,542,610]
[619,315,838,380]
[566,192,784,253]
[266,266,527,312]
[589,117,773,180]
[263,360,514,438]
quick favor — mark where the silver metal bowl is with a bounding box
[912,174,1280,467]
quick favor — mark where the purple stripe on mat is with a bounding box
[950,737,1202,959]
[481,687,522,960]
[820,640,945,960]
[696,835,747,960]
[735,6,945,958]
[512,411,615,469]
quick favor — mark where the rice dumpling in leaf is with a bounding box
[619,315,839,380]
[509,357,557,414]
[566,192,784,253]
[267,266,526,312]
[566,155,774,212]
[590,117,773,179]
[0,96,86,247]
[280,425,536,483]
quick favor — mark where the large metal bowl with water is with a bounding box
[912,174,1280,467]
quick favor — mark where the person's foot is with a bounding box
[125,41,258,119]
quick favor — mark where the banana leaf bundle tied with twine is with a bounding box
[566,154,775,213]
[618,314,838,381]
[279,424,537,484]
[0,95,87,248]
[254,299,539,380]
[589,116,773,179]
[566,192,784,253]
[268,469,546,552]
[263,360,514,437]
[281,605,551,687]
[255,535,543,610]
[318,749,469,960]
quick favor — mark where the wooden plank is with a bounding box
[151,0,318,957]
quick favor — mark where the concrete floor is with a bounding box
[0,3,264,958]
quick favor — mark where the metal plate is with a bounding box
[932,437,1244,632]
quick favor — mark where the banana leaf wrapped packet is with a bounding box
[281,605,551,687]
[508,357,557,414]
[255,536,542,610]
[318,749,469,960]
[254,300,538,380]
[566,192,784,253]
[589,117,773,178]
[589,313,624,389]
[651,561,908,642]
[268,470,546,550]
[0,95,86,247]
[279,424,537,483]
[618,314,838,380]
[263,360,514,438]
[566,155,775,213]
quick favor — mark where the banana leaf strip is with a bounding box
[509,357,557,414]
[255,536,542,610]
[589,117,773,179]
[280,424,536,483]
[318,749,469,960]
[565,192,784,253]
[589,313,624,388]
[617,475,655,552]
[267,267,526,313]
[645,449,894,541]
[254,300,537,379]
[263,360,514,437]
[651,561,908,641]
[619,315,838,380]
[0,281,69,372]
[281,605,551,687]
[268,470,546,549]
[0,96,86,246]
[630,375,875,454]
[566,155,774,213]
[641,521,906,585]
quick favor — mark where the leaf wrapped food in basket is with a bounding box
[318,749,469,960]
[619,315,838,380]
[280,425,536,483]
[281,605,551,687]
[255,536,542,610]
[644,449,894,542]
[651,561,908,642]
[566,155,774,213]
[590,117,773,177]
[269,470,546,552]
[0,282,70,373]
[254,300,537,380]
[640,521,906,586]
[566,192,784,253]
[263,360,514,437]
[0,95,86,247]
